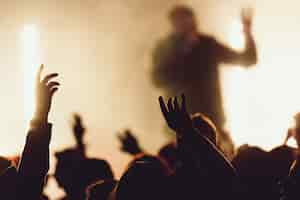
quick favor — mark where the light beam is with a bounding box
[21,24,41,127]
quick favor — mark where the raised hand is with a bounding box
[118,130,142,155]
[241,7,253,34]
[159,94,193,136]
[73,114,86,145]
[34,64,60,123]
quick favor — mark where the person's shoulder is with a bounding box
[270,145,297,155]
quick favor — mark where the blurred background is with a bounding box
[0,0,300,198]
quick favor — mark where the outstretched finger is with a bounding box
[167,98,174,113]
[241,7,253,23]
[36,64,44,84]
[47,81,60,89]
[42,73,59,84]
[174,96,180,112]
[50,87,59,98]
[159,96,169,120]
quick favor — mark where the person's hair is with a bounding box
[192,113,218,145]
[169,5,195,20]
[115,154,170,200]
[158,142,177,170]
[86,180,117,200]
[54,149,114,195]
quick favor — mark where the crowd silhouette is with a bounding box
[0,3,300,200]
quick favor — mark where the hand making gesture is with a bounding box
[33,64,60,123]
[159,94,193,138]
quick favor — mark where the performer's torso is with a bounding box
[157,34,224,126]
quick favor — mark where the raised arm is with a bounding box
[72,113,86,156]
[17,64,60,200]
[118,129,143,156]
[216,8,257,67]
[158,95,236,177]
[159,95,239,199]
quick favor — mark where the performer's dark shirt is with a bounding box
[152,33,257,129]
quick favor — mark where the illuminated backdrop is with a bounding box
[0,0,299,198]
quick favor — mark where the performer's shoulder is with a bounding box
[198,34,218,44]
[153,34,176,52]
[157,34,176,45]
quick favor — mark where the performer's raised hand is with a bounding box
[241,7,253,34]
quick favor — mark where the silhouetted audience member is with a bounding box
[54,114,114,200]
[114,154,171,200]
[86,179,117,200]
[282,113,300,200]
[269,143,296,181]
[0,64,60,200]
[233,145,272,200]
[158,142,178,171]
[192,113,218,145]
[55,151,114,200]
[159,95,238,200]
[0,156,11,173]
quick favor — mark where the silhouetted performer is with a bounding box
[152,5,257,133]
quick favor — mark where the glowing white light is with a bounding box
[222,19,300,150]
[228,20,245,50]
[21,24,40,126]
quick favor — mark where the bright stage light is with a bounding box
[21,24,40,127]
[228,20,245,50]
[222,19,299,150]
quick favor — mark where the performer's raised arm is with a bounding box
[216,8,258,67]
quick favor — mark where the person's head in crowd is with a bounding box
[115,154,171,200]
[233,145,269,176]
[158,142,178,171]
[54,149,114,200]
[169,5,197,35]
[0,159,17,199]
[86,179,117,200]
[0,156,11,174]
[192,113,218,145]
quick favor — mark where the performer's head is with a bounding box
[192,113,218,145]
[169,5,197,35]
